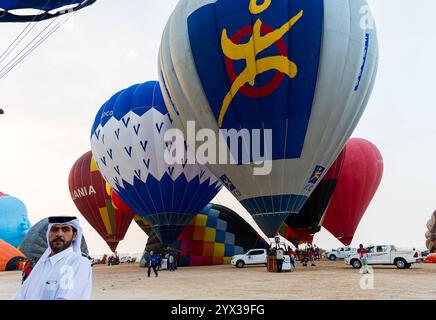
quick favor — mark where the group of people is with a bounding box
[271,243,322,272]
[142,249,178,278]
[298,244,321,267]
[107,252,120,266]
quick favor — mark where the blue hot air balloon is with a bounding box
[159,0,379,237]
[0,0,95,22]
[90,81,222,245]
[0,193,31,247]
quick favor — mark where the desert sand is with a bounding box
[1,260,435,300]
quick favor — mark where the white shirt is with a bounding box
[13,246,92,300]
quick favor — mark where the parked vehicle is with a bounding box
[119,255,136,263]
[345,245,422,269]
[231,249,268,268]
[325,247,357,261]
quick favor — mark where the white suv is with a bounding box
[326,247,357,261]
[231,249,268,268]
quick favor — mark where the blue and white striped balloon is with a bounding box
[90,81,221,245]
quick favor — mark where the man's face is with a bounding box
[49,223,77,254]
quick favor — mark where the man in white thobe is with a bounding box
[12,216,92,300]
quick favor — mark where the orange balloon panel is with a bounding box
[424,253,436,263]
[0,239,25,271]
[69,151,134,252]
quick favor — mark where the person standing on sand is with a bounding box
[358,244,369,274]
[147,251,158,277]
[287,246,297,272]
[276,248,284,272]
[308,246,316,266]
[168,253,175,272]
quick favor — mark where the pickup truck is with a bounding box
[344,245,422,269]
[231,249,268,268]
[326,247,357,261]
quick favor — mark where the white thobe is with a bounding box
[12,246,92,300]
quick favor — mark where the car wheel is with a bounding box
[395,258,407,269]
[236,260,245,268]
[351,259,362,269]
[329,255,336,261]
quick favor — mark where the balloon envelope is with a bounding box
[69,151,134,252]
[0,239,25,272]
[278,223,313,248]
[323,138,384,245]
[19,218,89,260]
[0,0,95,22]
[159,0,379,237]
[284,148,345,233]
[91,81,222,245]
[0,194,31,247]
[425,211,436,251]
[424,253,436,264]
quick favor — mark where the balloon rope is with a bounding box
[0,0,52,65]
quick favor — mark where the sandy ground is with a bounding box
[1,260,436,300]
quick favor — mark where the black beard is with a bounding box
[49,238,73,255]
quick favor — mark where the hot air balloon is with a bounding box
[278,223,313,248]
[0,193,31,247]
[69,151,135,252]
[91,81,222,245]
[158,0,379,237]
[425,211,436,253]
[283,148,346,234]
[322,138,383,245]
[145,203,269,267]
[133,214,155,237]
[19,218,89,261]
[424,253,436,264]
[0,0,95,22]
[0,239,25,272]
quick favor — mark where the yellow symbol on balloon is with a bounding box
[249,0,271,14]
[218,1,303,127]
[223,178,233,189]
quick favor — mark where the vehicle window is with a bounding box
[366,247,375,253]
[345,248,350,251]
[339,248,343,252]
[377,246,387,253]
[248,250,262,256]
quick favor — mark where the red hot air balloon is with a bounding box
[322,138,383,245]
[69,151,135,252]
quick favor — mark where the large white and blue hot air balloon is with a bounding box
[90,81,221,245]
[158,0,379,237]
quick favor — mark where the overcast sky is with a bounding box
[0,0,435,255]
